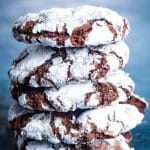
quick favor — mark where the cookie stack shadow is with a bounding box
[8,6,148,150]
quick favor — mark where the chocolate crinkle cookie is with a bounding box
[9,99,146,144]
[12,5,130,47]
[8,41,129,88]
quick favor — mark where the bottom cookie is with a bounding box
[17,134,132,150]
[9,95,146,144]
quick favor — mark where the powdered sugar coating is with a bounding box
[98,70,134,93]
[9,103,143,144]
[9,46,56,85]
[77,104,143,137]
[17,135,132,150]
[15,70,134,112]
[9,41,129,88]
[22,113,60,144]
[12,5,130,47]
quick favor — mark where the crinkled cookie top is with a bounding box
[12,5,130,47]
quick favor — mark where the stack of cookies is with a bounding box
[8,5,147,150]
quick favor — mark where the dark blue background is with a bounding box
[0,0,150,149]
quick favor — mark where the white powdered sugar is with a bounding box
[13,5,130,47]
[98,70,135,92]
[109,41,129,66]
[45,81,98,112]
[77,104,144,137]
[9,45,55,84]
[22,113,60,144]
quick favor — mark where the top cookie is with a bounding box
[12,5,130,47]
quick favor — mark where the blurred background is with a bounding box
[0,0,150,149]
